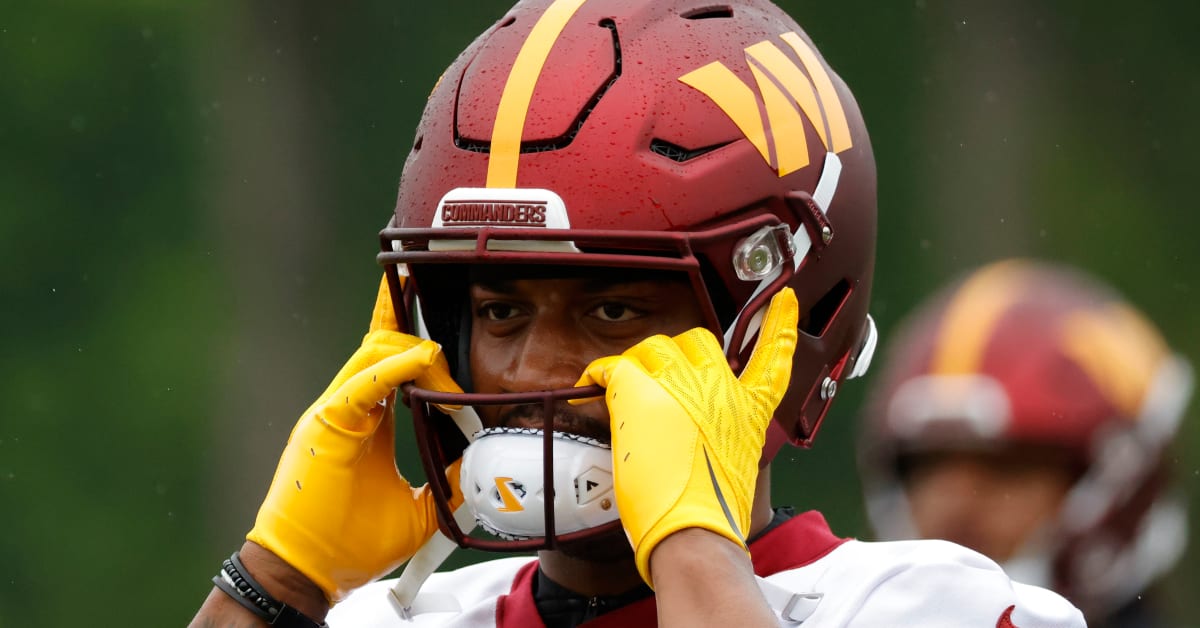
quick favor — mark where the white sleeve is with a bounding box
[846,540,1086,628]
[327,557,534,627]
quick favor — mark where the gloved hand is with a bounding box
[247,277,464,602]
[574,287,798,585]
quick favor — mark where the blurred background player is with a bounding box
[857,258,1192,627]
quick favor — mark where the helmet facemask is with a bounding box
[380,206,798,551]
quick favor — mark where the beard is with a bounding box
[497,402,611,444]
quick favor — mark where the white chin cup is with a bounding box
[459,427,619,540]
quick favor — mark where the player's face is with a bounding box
[902,446,1077,562]
[466,271,707,438]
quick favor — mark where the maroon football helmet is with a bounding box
[858,259,1192,617]
[377,0,877,551]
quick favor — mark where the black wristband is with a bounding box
[212,551,327,628]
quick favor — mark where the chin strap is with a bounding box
[757,577,823,624]
[387,503,478,619]
[388,402,483,619]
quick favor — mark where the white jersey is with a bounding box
[329,511,1085,627]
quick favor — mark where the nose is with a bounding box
[496,315,593,393]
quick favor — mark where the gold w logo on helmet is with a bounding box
[680,32,852,176]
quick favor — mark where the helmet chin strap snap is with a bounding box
[460,428,620,539]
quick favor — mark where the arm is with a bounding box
[577,288,798,627]
[191,278,463,625]
[189,541,328,627]
[651,529,777,627]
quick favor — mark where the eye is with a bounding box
[478,302,519,321]
[591,302,640,322]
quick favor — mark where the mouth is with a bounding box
[498,402,611,445]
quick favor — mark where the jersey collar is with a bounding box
[494,509,848,627]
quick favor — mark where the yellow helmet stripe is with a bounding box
[780,32,851,153]
[1060,303,1169,417]
[680,33,853,177]
[487,0,590,189]
[746,41,816,174]
[931,260,1030,375]
[679,62,773,169]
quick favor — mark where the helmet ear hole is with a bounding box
[800,278,851,337]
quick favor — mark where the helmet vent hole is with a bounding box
[800,278,851,337]
[520,19,621,153]
[650,139,732,162]
[413,135,423,151]
[454,20,621,155]
[499,16,516,28]
[681,6,734,19]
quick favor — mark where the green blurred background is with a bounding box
[2,1,1196,626]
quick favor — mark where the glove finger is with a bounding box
[369,273,402,333]
[413,350,466,409]
[310,330,425,409]
[401,458,466,557]
[619,334,681,376]
[738,287,799,410]
[322,341,443,431]
[354,330,466,412]
[569,355,626,405]
[669,327,725,369]
[360,391,400,469]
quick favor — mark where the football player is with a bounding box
[858,259,1190,626]
[192,2,1085,626]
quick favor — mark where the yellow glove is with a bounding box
[575,287,798,584]
[247,277,464,602]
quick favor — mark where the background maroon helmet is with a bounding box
[858,259,1192,618]
[377,0,878,550]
